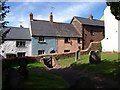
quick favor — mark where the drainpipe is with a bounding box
[82,25,84,50]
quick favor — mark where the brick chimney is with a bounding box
[50,12,53,22]
[30,12,33,21]
[88,15,93,20]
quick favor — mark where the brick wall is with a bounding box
[57,37,81,53]
[81,41,102,54]
[71,18,104,50]
[83,25,104,49]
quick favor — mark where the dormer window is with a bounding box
[39,36,44,42]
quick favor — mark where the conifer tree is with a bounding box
[106,0,120,20]
[0,0,10,27]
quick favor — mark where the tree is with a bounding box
[0,0,10,27]
[106,0,120,20]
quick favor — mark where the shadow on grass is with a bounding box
[3,56,120,89]
[23,62,69,88]
[24,70,69,89]
[71,59,120,81]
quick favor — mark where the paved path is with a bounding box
[46,67,119,88]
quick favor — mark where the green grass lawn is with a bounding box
[58,57,76,68]
[58,53,120,81]
[24,62,69,88]
[24,72,68,88]
[27,62,45,70]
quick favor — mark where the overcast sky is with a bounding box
[5,1,107,28]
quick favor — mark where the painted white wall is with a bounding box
[0,41,31,58]
[102,6,119,52]
[29,22,32,56]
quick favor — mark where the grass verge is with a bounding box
[58,53,120,81]
[24,62,69,88]
[24,72,69,88]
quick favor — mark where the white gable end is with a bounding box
[102,6,119,52]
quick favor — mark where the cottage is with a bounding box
[71,15,104,50]
[30,13,81,55]
[101,6,120,52]
[0,26,31,58]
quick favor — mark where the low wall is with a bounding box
[31,52,75,62]
[81,41,102,55]
[2,52,76,67]
[2,42,102,67]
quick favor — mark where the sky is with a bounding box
[5,1,107,28]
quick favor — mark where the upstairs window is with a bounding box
[64,37,70,43]
[38,50,45,55]
[17,52,25,57]
[73,21,77,25]
[90,30,94,36]
[39,36,44,42]
[77,38,80,43]
[16,41,26,47]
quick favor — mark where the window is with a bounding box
[64,37,70,43]
[39,36,44,42]
[17,52,25,57]
[73,21,77,25]
[38,50,44,55]
[64,50,70,53]
[77,38,80,43]
[16,41,26,47]
[6,53,16,58]
[90,30,94,36]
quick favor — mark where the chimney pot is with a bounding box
[30,12,33,21]
[88,15,93,20]
[50,12,53,22]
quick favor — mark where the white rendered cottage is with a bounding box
[102,6,120,53]
[0,27,31,58]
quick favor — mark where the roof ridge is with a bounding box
[33,19,49,22]
[75,16,104,22]
[6,26,29,29]
[54,22,70,25]
[33,19,70,25]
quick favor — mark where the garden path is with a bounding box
[46,67,119,88]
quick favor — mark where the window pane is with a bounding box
[38,50,44,55]
[39,37,44,42]
[78,38,80,43]
[73,21,77,25]
[64,50,70,52]
[17,52,25,57]
[64,37,70,43]
[16,41,26,47]
[91,30,94,36]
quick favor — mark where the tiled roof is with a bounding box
[75,16,104,27]
[1,27,31,40]
[31,20,81,37]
